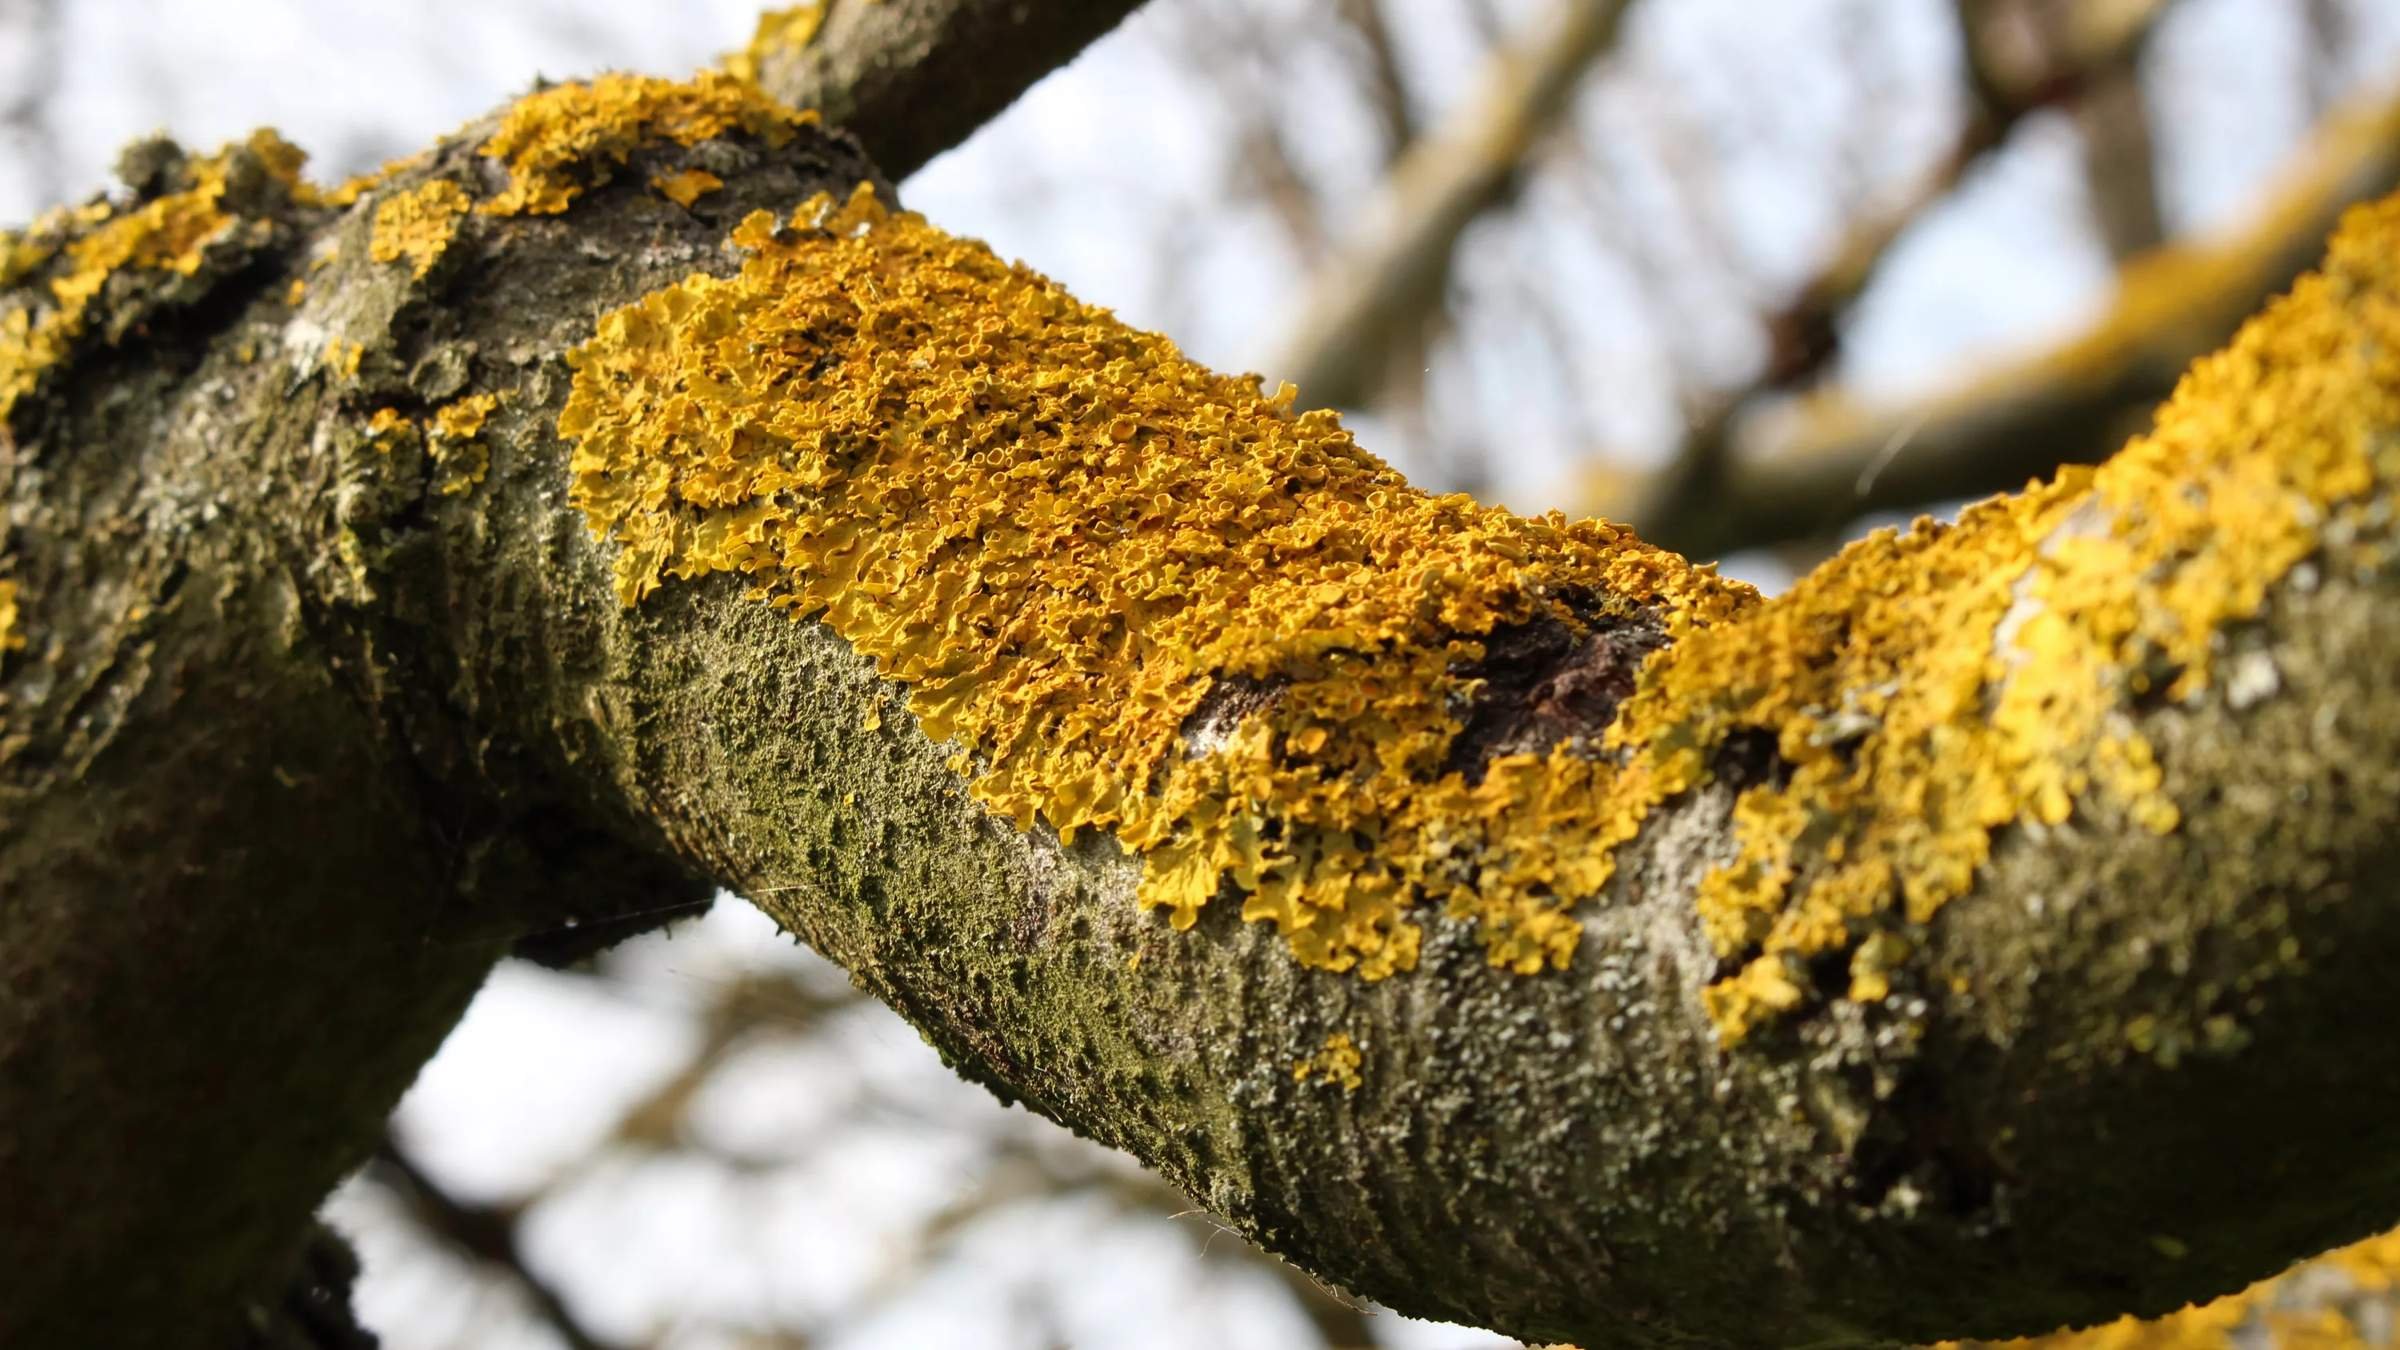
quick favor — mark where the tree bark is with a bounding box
[5,71,2400,1350]
[732,0,1154,181]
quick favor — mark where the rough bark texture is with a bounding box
[5,75,2400,1350]
[0,128,726,1344]
[740,0,1152,180]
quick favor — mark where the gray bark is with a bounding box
[745,0,1153,181]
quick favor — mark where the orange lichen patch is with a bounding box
[0,579,20,654]
[1293,1033,1364,1093]
[723,4,825,84]
[0,202,111,290]
[324,338,364,381]
[560,183,1742,979]
[368,179,471,279]
[1948,1229,2400,1348]
[427,392,501,494]
[651,168,725,209]
[1636,193,2400,1039]
[559,178,2397,1015]
[0,130,307,420]
[364,405,413,451]
[477,71,815,217]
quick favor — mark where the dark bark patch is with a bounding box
[1441,612,1666,785]
[1710,727,1794,794]
[1178,673,1285,759]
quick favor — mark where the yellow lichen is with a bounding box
[321,153,426,209]
[368,179,471,279]
[557,152,2399,1029]
[651,168,725,209]
[477,71,815,218]
[0,578,20,654]
[427,391,501,494]
[0,131,308,420]
[0,202,110,290]
[365,405,413,451]
[1647,192,2400,1038]
[724,4,825,84]
[1948,1229,2400,1348]
[561,182,1740,980]
[1293,1033,1364,1093]
[324,338,363,381]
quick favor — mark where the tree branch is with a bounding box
[366,1142,627,1350]
[1267,0,1633,411]
[1622,0,2178,556]
[1638,84,2400,560]
[729,0,1154,181]
[8,67,2400,1350]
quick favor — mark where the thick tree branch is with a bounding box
[729,0,1153,181]
[7,69,2400,1350]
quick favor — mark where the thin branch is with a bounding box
[1335,0,1417,160]
[1606,0,2178,550]
[367,1142,631,1350]
[1763,0,2175,387]
[1268,0,1634,411]
[2075,63,2168,261]
[1640,85,2400,559]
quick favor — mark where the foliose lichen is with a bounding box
[428,392,502,495]
[651,168,726,209]
[368,179,470,279]
[555,104,2396,1040]
[0,130,308,421]
[560,183,1742,982]
[476,71,816,218]
[0,578,20,655]
[1293,1033,1364,1093]
[723,4,826,85]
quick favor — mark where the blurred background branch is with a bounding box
[1633,82,2400,561]
[1267,0,1634,413]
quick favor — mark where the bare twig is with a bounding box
[1619,0,2181,554]
[1335,0,1417,159]
[1642,86,2400,559]
[2076,64,2168,261]
[367,1142,631,1350]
